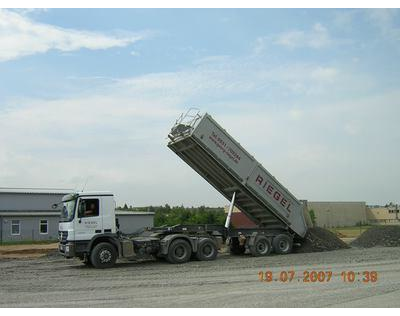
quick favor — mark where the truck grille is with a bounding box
[59,231,68,243]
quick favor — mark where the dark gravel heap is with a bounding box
[350,225,400,248]
[294,227,350,253]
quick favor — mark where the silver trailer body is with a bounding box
[168,111,308,238]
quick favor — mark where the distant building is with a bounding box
[0,188,72,242]
[225,201,382,228]
[366,206,400,225]
[307,201,367,228]
[0,188,155,242]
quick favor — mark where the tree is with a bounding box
[309,209,316,226]
[152,205,225,226]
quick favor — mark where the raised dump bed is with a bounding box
[168,110,308,238]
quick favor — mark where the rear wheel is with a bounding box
[272,234,293,254]
[167,239,192,264]
[249,236,272,257]
[90,242,117,269]
[196,238,218,261]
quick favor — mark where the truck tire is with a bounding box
[167,239,192,264]
[196,238,218,261]
[249,236,271,257]
[229,237,245,255]
[272,234,293,254]
[90,242,117,269]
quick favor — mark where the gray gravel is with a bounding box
[295,227,350,253]
[1,247,400,307]
[351,225,400,248]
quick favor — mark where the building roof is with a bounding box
[0,188,73,195]
[231,212,258,228]
[0,211,60,216]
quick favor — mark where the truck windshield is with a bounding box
[60,198,77,222]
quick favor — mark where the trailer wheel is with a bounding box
[196,238,218,261]
[272,234,293,254]
[90,242,117,269]
[229,237,245,255]
[167,239,192,264]
[249,236,271,257]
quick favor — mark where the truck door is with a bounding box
[74,198,103,241]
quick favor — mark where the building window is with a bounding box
[39,220,48,234]
[11,220,20,235]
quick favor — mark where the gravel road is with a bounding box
[1,247,400,308]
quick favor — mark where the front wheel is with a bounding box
[90,242,117,269]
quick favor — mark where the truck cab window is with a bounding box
[78,199,99,218]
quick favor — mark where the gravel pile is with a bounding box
[350,225,400,248]
[294,227,350,253]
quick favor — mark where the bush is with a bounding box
[117,204,226,226]
[309,209,317,226]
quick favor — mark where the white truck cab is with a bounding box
[58,191,118,260]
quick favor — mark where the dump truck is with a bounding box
[167,109,309,255]
[58,110,309,268]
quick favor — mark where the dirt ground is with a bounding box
[0,246,400,308]
[0,243,58,259]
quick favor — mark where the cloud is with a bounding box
[366,9,397,29]
[0,91,183,203]
[0,57,343,206]
[253,37,268,55]
[253,23,332,55]
[364,9,400,42]
[130,50,141,57]
[10,8,49,15]
[310,66,338,81]
[0,50,397,206]
[334,9,400,44]
[219,90,400,204]
[274,23,331,49]
[0,9,144,62]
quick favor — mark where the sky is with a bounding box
[0,8,399,207]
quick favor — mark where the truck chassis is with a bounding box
[59,223,293,268]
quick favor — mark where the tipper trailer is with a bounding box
[58,110,309,268]
[167,110,309,255]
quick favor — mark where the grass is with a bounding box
[0,240,58,246]
[329,225,372,238]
